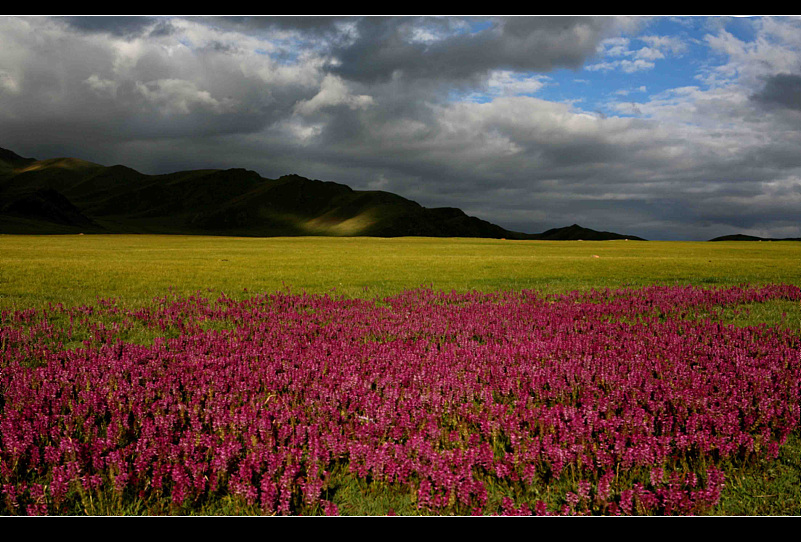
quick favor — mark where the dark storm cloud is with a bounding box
[60,16,175,38]
[0,17,326,149]
[752,72,801,111]
[327,17,621,84]
[195,16,354,32]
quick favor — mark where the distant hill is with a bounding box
[0,147,36,171]
[535,223,645,241]
[710,234,801,242]
[0,146,645,240]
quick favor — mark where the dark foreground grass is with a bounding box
[711,432,801,516]
[1,234,800,516]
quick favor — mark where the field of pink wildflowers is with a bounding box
[1,284,800,515]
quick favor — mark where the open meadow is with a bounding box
[3,235,801,308]
[1,234,801,515]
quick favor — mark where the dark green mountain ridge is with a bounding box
[0,147,646,240]
[709,234,801,242]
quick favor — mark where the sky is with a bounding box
[1,15,801,240]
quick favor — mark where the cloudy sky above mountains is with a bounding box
[2,15,801,240]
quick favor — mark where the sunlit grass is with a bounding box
[2,235,800,310]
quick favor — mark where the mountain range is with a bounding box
[0,146,646,240]
[709,234,801,242]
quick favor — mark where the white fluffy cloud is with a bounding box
[293,74,374,116]
[586,31,689,73]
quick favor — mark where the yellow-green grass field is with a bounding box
[2,234,801,515]
[2,234,800,310]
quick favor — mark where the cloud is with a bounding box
[0,16,324,143]
[2,16,801,240]
[293,74,374,116]
[586,59,655,73]
[614,86,647,96]
[326,17,627,84]
[751,72,801,110]
[0,69,20,94]
[133,78,237,115]
[639,34,689,55]
[586,31,689,73]
[60,16,171,38]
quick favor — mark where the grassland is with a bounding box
[2,234,801,309]
[1,234,800,516]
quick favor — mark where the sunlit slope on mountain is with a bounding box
[0,147,645,240]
